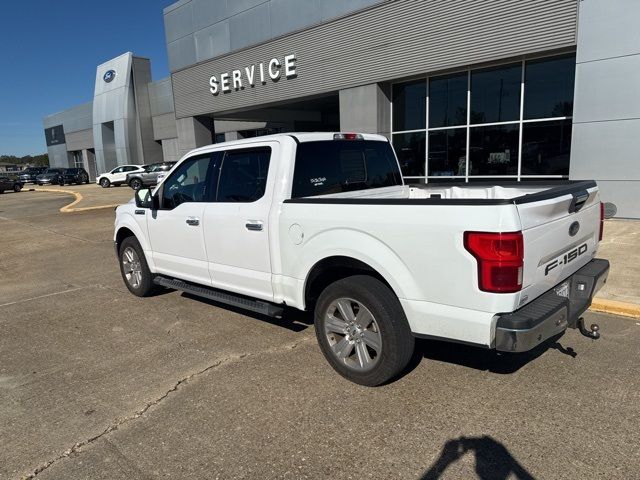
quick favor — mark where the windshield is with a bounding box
[44,168,62,174]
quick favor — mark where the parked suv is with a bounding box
[62,168,90,185]
[35,168,65,185]
[18,167,47,184]
[126,162,176,190]
[0,176,24,193]
[97,165,145,188]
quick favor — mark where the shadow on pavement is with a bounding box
[181,292,313,332]
[403,333,576,376]
[421,435,536,479]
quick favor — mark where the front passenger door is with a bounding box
[203,145,276,301]
[146,153,217,286]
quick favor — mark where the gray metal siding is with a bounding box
[152,113,179,140]
[43,101,93,133]
[570,0,640,219]
[172,0,578,119]
[164,0,387,71]
[65,129,94,151]
[148,78,175,116]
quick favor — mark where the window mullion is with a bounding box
[517,60,525,181]
[465,69,471,182]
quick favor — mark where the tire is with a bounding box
[0,190,4,194]
[13,184,22,192]
[129,178,143,191]
[100,178,110,188]
[314,275,415,386]
[118,236,158,297]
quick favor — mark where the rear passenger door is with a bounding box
[203,144,276,301]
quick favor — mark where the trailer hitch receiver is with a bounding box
[577,317,600,339]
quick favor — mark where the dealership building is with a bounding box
[43,0,639,217]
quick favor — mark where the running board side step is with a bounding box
[153,276,284,318]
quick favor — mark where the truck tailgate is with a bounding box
[517,184,601,307]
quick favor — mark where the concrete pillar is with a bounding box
[339,83,391,137]
[82,149,97,181]
[176,116,213,157]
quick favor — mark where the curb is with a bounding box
[589,298,640,319]
[32,188,121,213]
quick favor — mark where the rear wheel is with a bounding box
[13,184,22,192]
[130,178,143,191]
[100,178,110,188]
[118,236,158,297]
[314,275,415,386]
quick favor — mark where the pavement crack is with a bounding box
[21,336,314,479]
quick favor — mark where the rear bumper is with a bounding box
[494,258,609,352]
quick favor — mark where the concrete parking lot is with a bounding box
[1,189,639,480]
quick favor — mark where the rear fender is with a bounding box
[295,228,421,309]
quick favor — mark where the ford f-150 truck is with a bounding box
[114,133,609,386]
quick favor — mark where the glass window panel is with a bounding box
[429,73,468,128]
[217,148,271,203]
[469,124,519,176]
[428,129,467,176]
[392,131,426,177]
[392,80,426,131]
[471,63,521,124]
[291,141,402,198]
[425,177,466,184]
[524,55,576,119]
[162,154,214,209]
[521,120,572,175]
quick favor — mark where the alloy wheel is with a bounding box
[324,298,382,371]
[122,247,143,289]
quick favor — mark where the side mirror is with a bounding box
[135,188,158,209]
[603,202,617,219]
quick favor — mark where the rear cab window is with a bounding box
[291,140,402,198]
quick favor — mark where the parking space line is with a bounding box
[0,286,87,309]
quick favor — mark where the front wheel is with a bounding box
[129,178,143,191]
[118,236,158,297]
[314,275,415,386]
[13,184,22,192]
[100,178,110,188]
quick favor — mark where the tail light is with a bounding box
[599,201,604,241]
[464,231,524,293]
[334,133,363,140]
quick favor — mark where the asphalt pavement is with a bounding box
[1,189,639,480]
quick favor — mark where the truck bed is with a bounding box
[287,180,597,205]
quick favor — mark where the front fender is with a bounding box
[114,212,155,271]
[292,228,422,308]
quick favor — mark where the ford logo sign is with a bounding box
[569,221,580,237]
[103,69,116,83]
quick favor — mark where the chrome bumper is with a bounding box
[494,259,610,352]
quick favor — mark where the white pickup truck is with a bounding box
[114,133,609,386]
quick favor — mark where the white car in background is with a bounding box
[97,165,145,188]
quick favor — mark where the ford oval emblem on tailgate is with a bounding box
[569,221,580,237]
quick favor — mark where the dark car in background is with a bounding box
[0,176,24,193]
[35,168,65,186]
[126,162,176,190]
[61,168,90,185]
[18,167,47,184]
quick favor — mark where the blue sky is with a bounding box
[0,1,173,156]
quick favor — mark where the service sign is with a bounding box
[209,54,297,96]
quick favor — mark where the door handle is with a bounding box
[186,217,200,226]
[245,220,263,231]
